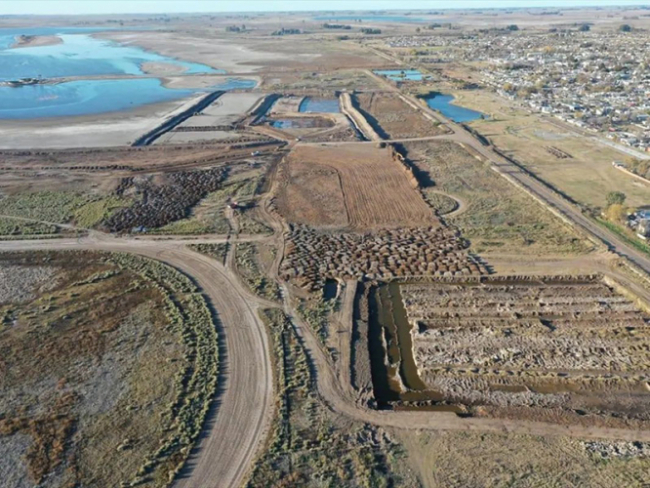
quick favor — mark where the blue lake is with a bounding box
[374,69,426,81]
[299,97,340,113]
[0,78,257,120]
[424,93,485,123]
[0,27,255,119]
[0,28,219,81]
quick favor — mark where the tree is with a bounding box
[579,24,590,32]
[605,203,628,223]
[507,24,519,31]
[606,191,627,206]
[620,24,632,32]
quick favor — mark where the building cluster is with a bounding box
[477,31,650,150]
[386,29,650,151]
[626,208,650,239]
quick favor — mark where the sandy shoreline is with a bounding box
[11,34,62,49]
[0,94,204,148]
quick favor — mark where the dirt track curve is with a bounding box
[0,235,274,488]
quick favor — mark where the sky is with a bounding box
[0,0,644,16]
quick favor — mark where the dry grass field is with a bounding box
[354,93,445,140]
[403,140,591,255]
[275,144,437,231]
[247,309,419,488]
[0,251,217,488]
[396,430,650,488]
[454,89,650,209]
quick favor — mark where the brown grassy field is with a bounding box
[452,89,650,210]
[0,251,217,488]
[403,140,591,255]
[275,144,437,230]
[355,93,444,140]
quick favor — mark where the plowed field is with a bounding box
[275,144,437,230]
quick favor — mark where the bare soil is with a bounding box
[275,144,436,230]
[355,92,445,140]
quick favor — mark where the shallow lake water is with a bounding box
[424,92,485,123]
[0,27,255,119]
[0,28,219,80]
[374,69,426,81]
[0,78,256,120]
[299,97,340,113]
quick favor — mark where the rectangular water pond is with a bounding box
[299,97,340,113]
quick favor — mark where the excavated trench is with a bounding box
[366,282,465,411]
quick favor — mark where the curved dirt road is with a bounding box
[0,237,274,488]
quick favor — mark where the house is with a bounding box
[637,219,650,240]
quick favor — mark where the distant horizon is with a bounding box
[0,0,646,17]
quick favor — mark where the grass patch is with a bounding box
[297,297,336,343]
[247,309,418,488]
[0,217,60,236]
[405,141,591,255]
[422,191,459,215]
[235,242,280,301]
[0,191,92,224]
[189,243,229,264]
[597,218,650,255]
[74,196,130,228]
[0,251,218,488]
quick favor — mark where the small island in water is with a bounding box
[12,34,63,49]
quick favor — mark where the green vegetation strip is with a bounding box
[597,218,650,256]
[235,243,280,301]
[107,254,218,487]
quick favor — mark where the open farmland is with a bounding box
[402,140,591,255]
[398,276,650,428]
[0,251,217,488]
[275,144,436,230]
[354,92,445,140]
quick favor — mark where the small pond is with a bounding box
[374,69,427,81]
[424,92,485,123]
[299,97,340,113]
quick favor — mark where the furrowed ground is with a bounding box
[275,144,437,231]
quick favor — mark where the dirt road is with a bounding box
[0,236,274,488]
